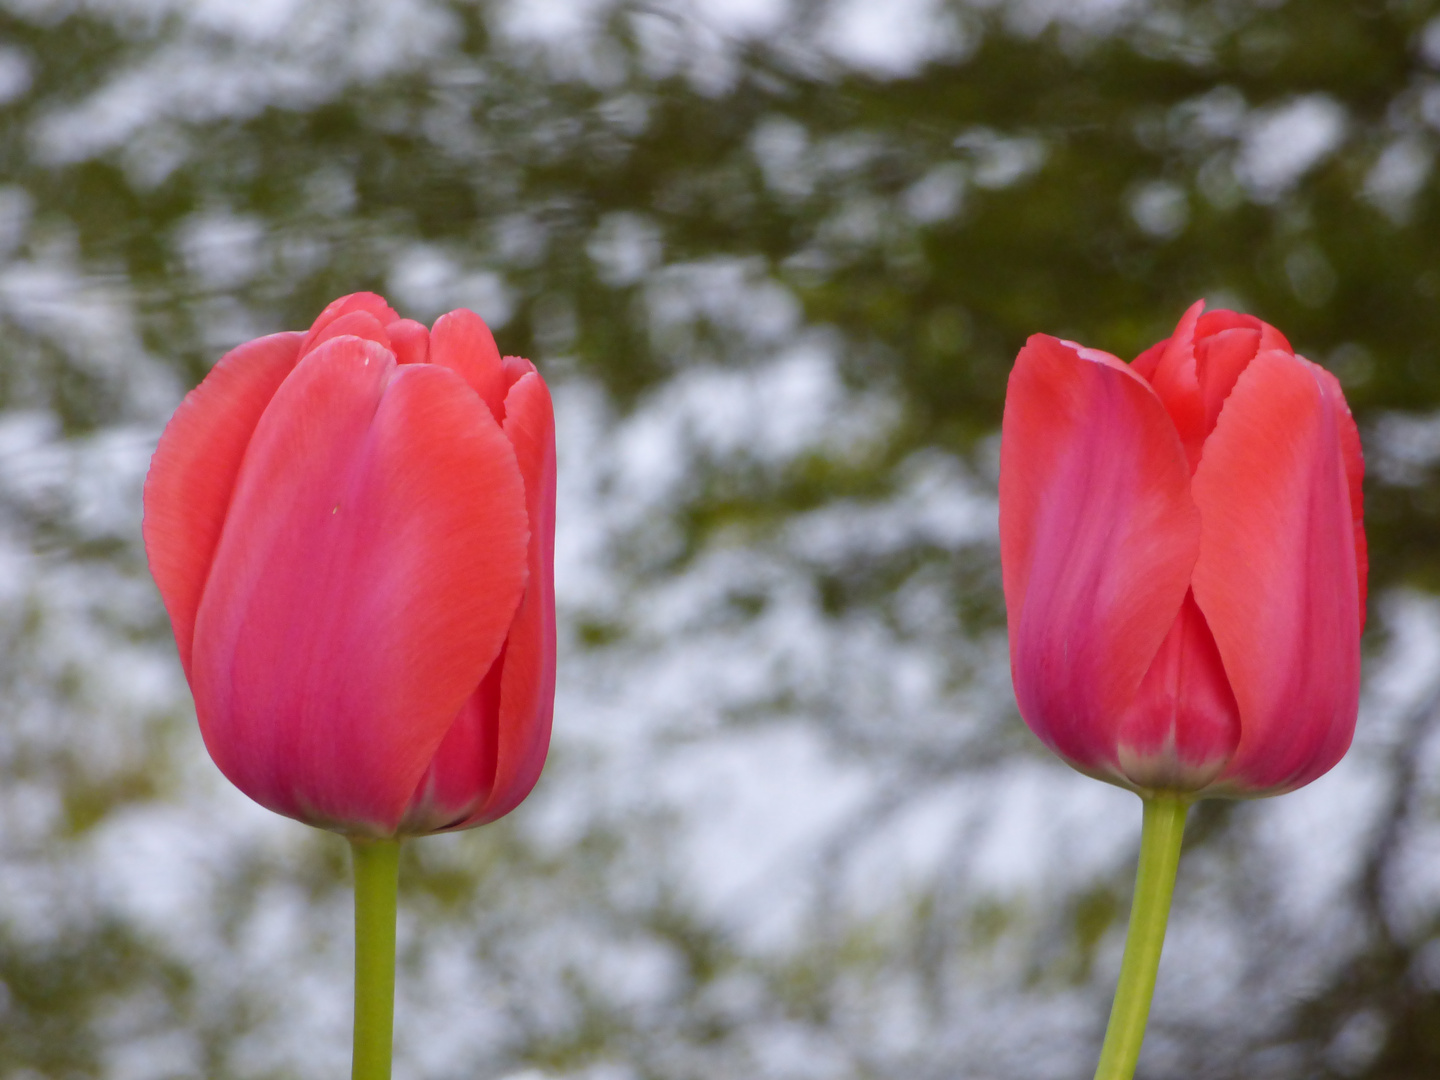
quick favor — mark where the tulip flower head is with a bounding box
[144,293,556,837]
[1000,301,1365,797]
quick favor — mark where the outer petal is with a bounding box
[1001,335,1201,780]
[1316,363,1368,626]
[430,309,507,424]
[473,370,558,823]
[1192,351,1362,795]
[190,336,530,835]
[142,331,304,677]
[405,369,558,831]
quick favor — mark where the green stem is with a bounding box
[350,837,401,1080]
[1093,794,1190,1080]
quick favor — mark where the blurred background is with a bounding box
[0,0,1436,1076]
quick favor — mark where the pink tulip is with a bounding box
[1000,301,1366,796]
[143,293,556,836]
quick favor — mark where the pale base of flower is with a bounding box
[1116,735,1227,793]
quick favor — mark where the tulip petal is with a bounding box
[386,318,430,366]
[502,354,536,391]
[1195,309,1292,353]
[1145,299,1206,469]
[1001,335,1200,781]
[410,369,559,831]
[1115,590,1241,790]
[1194,310,1256,337]
[301,310,392,358]
[1194,327,1260,436]
[400,368,555,835]
[472,370,557,824]
[190,336,530,834]
[1191,350,1362,794]
[430,309,507,424]
[400,649,504,834]
[299,292,399,356]
[1131,338,1167,381]
[142,331,304,677]
[1317,363,1368,625]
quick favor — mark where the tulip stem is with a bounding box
[1093,793,1190,1080]
[351,836,402,1080]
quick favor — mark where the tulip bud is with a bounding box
[143,293,557,836]
[1000,301,1365,797]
